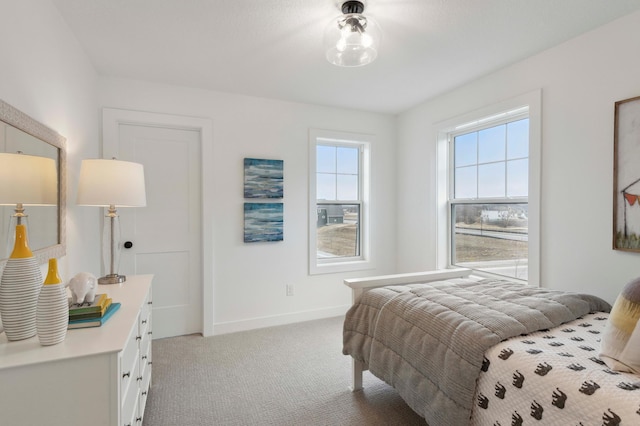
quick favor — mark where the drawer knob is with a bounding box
[147,301,153,305]
[137,376,143,382]
[142,319,147,324]
[142,355,148,360]
[136,335,142,341]
[148,331,153,336]
[148,361,153,366]
[142,391,147,396]
[136,417,142,423]
[122,371,131,378]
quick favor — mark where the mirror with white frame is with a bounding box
[0,99,66,265]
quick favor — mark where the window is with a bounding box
[438,91,541,284]
[309,129,370,275]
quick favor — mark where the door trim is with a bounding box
[103,108,215,337]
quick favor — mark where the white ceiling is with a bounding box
[52,0,640,115]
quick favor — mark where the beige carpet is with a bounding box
[143,316,427,425]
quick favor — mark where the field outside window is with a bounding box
[452,203,528,280]
[316,203,360,259]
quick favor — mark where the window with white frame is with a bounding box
[439,91,541,284]
[309,129,370,275]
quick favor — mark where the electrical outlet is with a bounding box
[286,284,294,296]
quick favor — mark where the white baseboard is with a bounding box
[211,304,350,336]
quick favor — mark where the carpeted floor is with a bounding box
[143,315,427,425]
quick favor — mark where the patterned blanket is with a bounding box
[471,312,640,425]
[342,278,611,426]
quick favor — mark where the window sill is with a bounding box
[309,259,372,276]
[465,269,531,286]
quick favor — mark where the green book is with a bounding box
[69,299,112,320]
[68,303,121,329]
[68,293,108,315]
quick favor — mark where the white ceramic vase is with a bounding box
[36,283,68,345]
[36,258,68,346]
[0,224,42,341]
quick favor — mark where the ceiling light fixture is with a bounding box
[324,0,381,67]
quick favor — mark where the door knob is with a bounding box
[124,241,133,249]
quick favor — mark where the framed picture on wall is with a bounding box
[244,203,283,243]
[613,95,640,252]
[244,158,284,198]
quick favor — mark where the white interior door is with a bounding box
[105,123,202,339]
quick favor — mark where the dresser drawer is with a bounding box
[139,347,151,384]
[139,299,151,335]
[121,323,139,379]
[138,370,152,422]
[140,290,152,327]
[140,319,151,357]
[121,353,140,426]
[121,392,140,426]
[121,350,137,395]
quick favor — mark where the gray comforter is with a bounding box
[342,278,611,426]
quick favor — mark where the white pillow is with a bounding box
[600,277,640,374]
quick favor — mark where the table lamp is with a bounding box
[76,158,146,284]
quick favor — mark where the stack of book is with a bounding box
[68,293,121,329]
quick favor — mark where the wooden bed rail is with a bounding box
[343,268,472,391]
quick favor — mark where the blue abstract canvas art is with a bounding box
[244,158,284,198]
[244,203,283,242]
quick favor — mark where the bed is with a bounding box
[343,268,640,425]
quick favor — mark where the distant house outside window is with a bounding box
[309,129,370,275]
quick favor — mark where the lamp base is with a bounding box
[98,274,126,285]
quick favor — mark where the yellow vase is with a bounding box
[44,258,62,284]
[10,224,33,258]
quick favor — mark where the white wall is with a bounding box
[397,10,640,304]
[0,0,100,279]
[97,78,397,333]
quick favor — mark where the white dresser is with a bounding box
[0,274,153,426]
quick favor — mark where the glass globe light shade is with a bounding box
[324,13,381,67]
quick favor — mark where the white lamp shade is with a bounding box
[76,159,146,207]
[0,152,57,205]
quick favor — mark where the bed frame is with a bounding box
[343,268,472,391]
